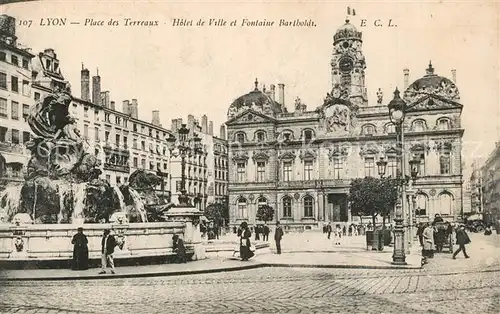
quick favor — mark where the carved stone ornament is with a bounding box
[435,140,453,151]
[14,236,24,252]
[328,146,349,160]
[231,151,249,163]
[294,193,300,200]
[376,88,383,104]
[358,145,379,156]
[429,189,436,197]
[252,151,270,162]
[248,194,255,202]
[299,149,317,161]
[278,151,296,160]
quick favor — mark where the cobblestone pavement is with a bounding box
[1,266,499,314]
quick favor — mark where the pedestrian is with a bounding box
[274,221,284,254]
[255,224,261,241]
[422,223,435,261]
[453,224,471,259]
[484,225,492,236]
[99,229,118,274]
[326,222,332,239]
[342,225,347,236]
[263,224,270,241]
[333,225,342,245]
[172,234,187,263]
[239,222,255,261]
[71,227,89,271]
[433,213,444,224]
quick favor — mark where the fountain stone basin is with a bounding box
[0,221,205,265]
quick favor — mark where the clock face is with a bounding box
[339,57,354,73]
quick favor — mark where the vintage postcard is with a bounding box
[0,0,498,313]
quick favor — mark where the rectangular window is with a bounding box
[116,176,121,185]
[256,161,266,182]
[22,104,29,121]
[364,157,375,177]
[11,76,18,92]
[83,125,89,138]
[105,175,111,183]
[141,159,146,169]
[22,131,30,143]
[0,52,5,62]
[94,127,99,141]
[115,134,120,147]
[440,152,451,175]
[84,107,89,118]
[11,101,18,120]
[34,92,40,101]
[0,72,7,89]
[283,197,292,217]
[0,98,7,118]
[333,158,343,179]
[304,160,313,180]
[123,136,128,148]
[11,129,19,144]
[22,58,29,69]
[133,123,138,132]
[415,152,426,176]
[133,138,138,149]
[0,127,6,142]
[283,161,292,181]
[133,157,138,167]
[105,131,110,142]
[22,80,29,96]
[141,141,145,150]
[237,162,246,182]
[387,156,398,178]
[11,55,18,66]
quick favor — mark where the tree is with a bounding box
[348,177,398,228]
[256,204,275,224]
[204,203,225,226]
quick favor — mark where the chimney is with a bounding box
[110,101,115,110]
[152,110,160,126]
[171,119,178,132]
[451,69,457,83]
[122,100,130,115]
[270,84,276,101]
[188,115,195,131]
[80,63,90,101]
[92,69,101,105]
[278,83,285,109]
[208,121,213,136]
[220,125,226,140]
[100,91,110,108]
[176,118,183,131]
[201,115,208,133]
[130,99,138,119]
[403,69,410,90]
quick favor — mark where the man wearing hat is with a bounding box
[99,229,118,274]
[453,224,471,259]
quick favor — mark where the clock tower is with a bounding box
[330,16,368,107]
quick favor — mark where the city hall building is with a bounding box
[226,17,465,230]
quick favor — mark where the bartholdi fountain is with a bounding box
[0,85,204,265]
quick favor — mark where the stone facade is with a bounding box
[479,144,500,224]
[226,17,464,229]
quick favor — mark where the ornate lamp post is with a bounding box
[377,157,387,178]
[388,88,408,265]
[166,124,202,207]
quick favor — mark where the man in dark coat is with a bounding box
[172,234,187,263]
[71,227,89,270]
[99,229,118,274]
[326,223,332,239]
[453,224,471,259]
[274,221,284,254]
[263,224,270,241]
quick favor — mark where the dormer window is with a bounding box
[412,120,426,132]
[385,123,396,134]
[437,118,451,130]
[236,132,245,144]
[303,129,313,141]
[53,62,59,72]
[45,59,51,70]
[256,131,266,142]
[283,132,292,141]
[363,125,375,136]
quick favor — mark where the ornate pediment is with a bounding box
[278,151,296,161]
[405,95,462,112]
[226,109,276,126]
[359,144,379,156]
[299,149,317,161]
[328,145,349,160]
[252,151,270,162]
[434,140,454,151]
[231,151,249,162]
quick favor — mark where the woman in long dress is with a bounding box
[71,227,89,270]
[239,222,255,261]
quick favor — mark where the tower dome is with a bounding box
[333,18,362,45]
[227,79,284,120]
[404,62,460,103]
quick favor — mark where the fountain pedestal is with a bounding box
[165,206,205,260]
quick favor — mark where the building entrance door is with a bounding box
[327,194,348,222]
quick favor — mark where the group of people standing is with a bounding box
[235,221,284,261]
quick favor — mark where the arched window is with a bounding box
[416,193,428,216]
[412,120,426,132]
[302,129,314,141]
[438,192,453,216]
[363,124,375,135]
[282,196,292,217]
[303,195,314,217]
[235,132,245,144]
[437,118,451,131]
[237,198,248,218]
[257,197,267,209]
[255,131,266,142]
[385,123,396,134]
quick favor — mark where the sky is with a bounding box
[3,0,499,177]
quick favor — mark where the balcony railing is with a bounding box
[103,163,130,173]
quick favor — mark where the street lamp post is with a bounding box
[166,124,202,208]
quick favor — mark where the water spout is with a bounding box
[113,185,126,211]
[128,188,148,223]
[72,183,87,222]
[0,185,22,222]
